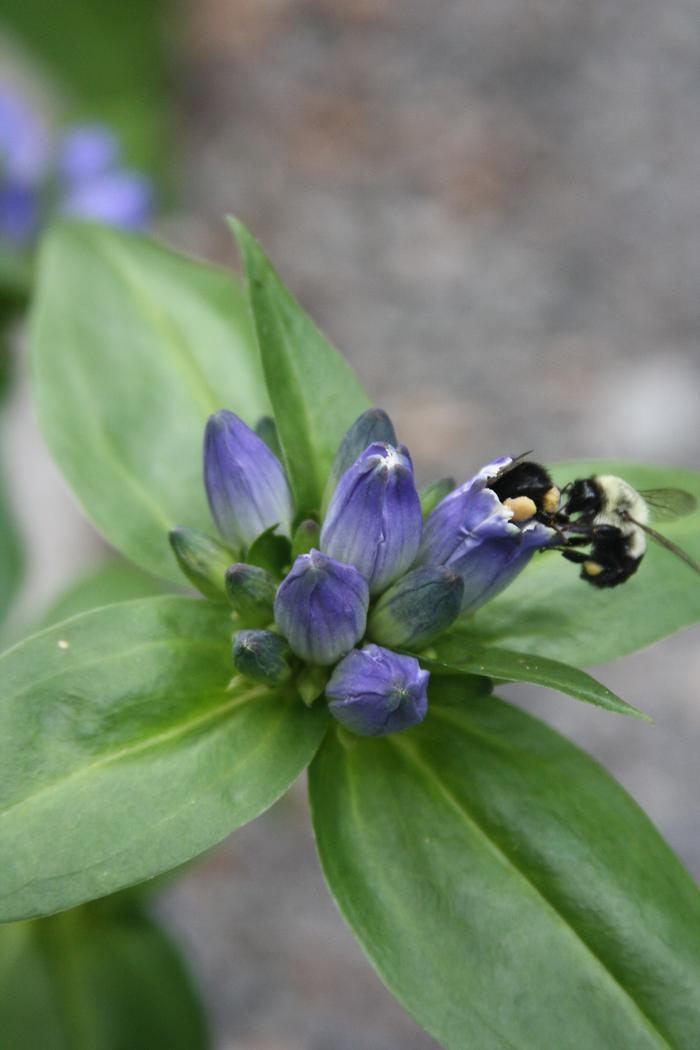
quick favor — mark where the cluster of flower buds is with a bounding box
[0,86,153,246]
[170,409,555,737]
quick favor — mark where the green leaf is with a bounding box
[310,679,700,1050]
[0,902,208,1049]
[30,223,270,584]
[0,595,327,921]
[462,462,700,666]
[423,642,647,719]
[39,558,172,630]
[230,219,370,513]
[0,457,23,630]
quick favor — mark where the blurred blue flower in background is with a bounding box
[0,84,153,247]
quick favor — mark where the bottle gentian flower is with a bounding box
[321,442,422,595]
[367,565,464,650]
[321,407,397,513]
[204,410,294,551]
[274,549,369,666]
[326,644,429,737]
[418,457,554,614]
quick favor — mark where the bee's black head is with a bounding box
[565,477,601,517]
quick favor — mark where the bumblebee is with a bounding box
[560,475,699,587]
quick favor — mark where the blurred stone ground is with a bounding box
[5,0,700,1046]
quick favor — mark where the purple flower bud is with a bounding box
[326,644,429,737]
[418,457,553,613]
[204,410,293,551]
[367,566,464,650]
[57,125,120,183]
[320,442,422,595]
[274,549,369,666]
[0,181,38,244]
[322,408,397,513]
[0,88,47,182]
[59,170,153,231]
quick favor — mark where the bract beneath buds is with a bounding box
[204,410,293,551]
[326,644,429,737]
[321,442,422,595]
[274,549,369,666]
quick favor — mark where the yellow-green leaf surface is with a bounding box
[462,462,700,665]
[310,678,700,1050]
[231,219,370,513]
[0,596,327,921]
[30,223,270,583]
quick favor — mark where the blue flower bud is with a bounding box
[204,410,294,551]
[367,566,464,650]
[169,526,234,600]
[320,442,422,595]
[57,125,120,183]
[225,563,277,627]
[326,644,429,737]
[418,457,553,613]
[322,408,397,513]
[274,549,369,665]
[59,170,153,231]
[232,630,293,685]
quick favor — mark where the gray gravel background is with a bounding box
[4,1,700,1047]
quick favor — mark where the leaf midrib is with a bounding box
[389,721,672,1050]
[0,685,268,825]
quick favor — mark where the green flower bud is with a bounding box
[169,526,234,600]
[367,566,464,650]
[419,477,455,519]
[232,630,293,685]
[291,518,321,560]
[225,563,277,626]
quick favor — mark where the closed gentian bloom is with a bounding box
[204,410,293,550]
[418,456,553,613]
[274,549,369,666]
[326,644,429,737]
[60,170,153,231]
[0,181,38,243]
[367,565,464,650]
[321,408,397,513]
[321,442,422,595]
[450,519,553,614]
[57,125,120,183]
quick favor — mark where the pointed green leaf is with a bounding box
[462,462,700,666]
[30,223,270,584]
[310,679,700,1050]
[0,596,327,921]
[423,641,647,719]
[0,902,208,1049]
[230,219,370,513]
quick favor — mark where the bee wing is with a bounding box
[630,518,700,575]
[638,488,697,522]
